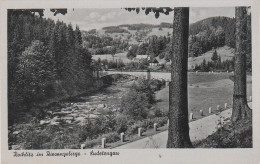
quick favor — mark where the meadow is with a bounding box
[155,72,252,120]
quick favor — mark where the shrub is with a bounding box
[114,114,128,133]
[159,53,165,59]
[31,107,47,121]
[125,121,147,136]
[121,89,149,120]
[100,132,120,143]
[84,138,100,148]
[154,109,164,117]
[144,117,168,129]
[194,118,252,148]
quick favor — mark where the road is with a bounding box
[114,102,252,149]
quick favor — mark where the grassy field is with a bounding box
[155,72,252,120]
[147,28,172,37]
[188,46,235,70]
[91,52,132,63]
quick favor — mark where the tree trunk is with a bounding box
[232,7,251,122]
[167,7,193,148]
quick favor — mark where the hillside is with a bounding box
[82,16,251,71]
[82,16,236,56]
[188,16,236,57]
[188,46,234,70]
[83,17,234,45]
[91,46,235,71]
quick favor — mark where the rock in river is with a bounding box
[53,111,72,116]
[40,120,50,125]
[97,104,106,108]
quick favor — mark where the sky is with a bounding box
[43,7,235,31]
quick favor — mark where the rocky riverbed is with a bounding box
[9,75,136,149]
[40,76,136,126]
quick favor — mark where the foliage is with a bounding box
[125,121,147,135]
[82,32,128,55]
[127,35,171,59]
[8,10,93,124]
[120,77,164,120]
[188,15,251,70]
[211,50,219,61]
[189,16,235,57]
[124,7,174,19]
[17,40,55,103]
[102,26,129,34]
[121,88,150,119]
[100,132,121,143]
[194,118,252,148]
[114,114,128,133]
[127,45,138,59]
[9,105,169,149]
[194,58,234,72]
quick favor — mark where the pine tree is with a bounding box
[211,49,218,62]
[232,7,251,122]
[74,25,82,46]
[17,40,55,103]
[167,7,193,148]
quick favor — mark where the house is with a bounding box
[149,58,159,66]
[136,55,150,60]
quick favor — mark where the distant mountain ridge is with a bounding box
[88,16,233,33]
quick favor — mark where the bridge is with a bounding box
[100,70,171,81]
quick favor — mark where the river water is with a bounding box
[38,75,136,127]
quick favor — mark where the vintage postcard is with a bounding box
[1,0,260,163]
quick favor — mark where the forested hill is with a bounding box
[189,16,235,36]
[8,10,93,119]
[188,17,236,57]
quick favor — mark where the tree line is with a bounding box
[8,10,93,117]
[127,35,171,60]
[82,33,129,55]
[193,50,235,72]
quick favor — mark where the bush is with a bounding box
[144,117,168,129]
[125,121,147,136]
[114,114,128,133]
[159,53,165,59]
[100,132,120,143]
[154,109,164,117]
[84,138,100,148]
[149,79,165,92]
[194,118,252,148]
[120,77,166,120]
[121,89,149,120]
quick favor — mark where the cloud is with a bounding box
[190,7,235,23]
[43,8,235,31]
[89,12,100,19]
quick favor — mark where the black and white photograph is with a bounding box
[1,1,260,163]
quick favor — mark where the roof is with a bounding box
[149,58,159,63]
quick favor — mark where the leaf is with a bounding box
[136,8,140,14]
[155,12,160,19]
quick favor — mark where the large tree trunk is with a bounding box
[232,7,251,122]
[167,7,193,148]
